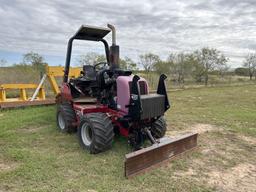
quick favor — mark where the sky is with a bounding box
[0,0,255,68]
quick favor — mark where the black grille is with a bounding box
[140,94,165,119]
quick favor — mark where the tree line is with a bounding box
[139,48,228,86]
[74,48,256,85]
[1,49,256,86]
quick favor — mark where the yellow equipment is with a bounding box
[0,65,82,109]
[46,65,81,95]
[0,83,45,102]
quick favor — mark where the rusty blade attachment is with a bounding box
[124,132,198,178]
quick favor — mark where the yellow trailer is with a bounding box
[0,65,82,109]
[0,83,45,102]
[46,65,81,95]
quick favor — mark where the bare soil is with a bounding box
[18,125,47,133]
[0,161,18,172]
[168,123,256,192]
[167,123,222,136]
[208,163,256,192]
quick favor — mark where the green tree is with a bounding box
[77,52,106,66]
[167,53,194,84]
[0,59,7,67]
[154,60,171,76]
[22,52,46,71]
[139,53,160,88]
[235,67,249,76]
[193,48,228,85]
[139,53,160,83]
[139,53,160,72]
[119,56,137,70]
[217,61,230,78]
[243,53,256,80]
[78,53,137,71]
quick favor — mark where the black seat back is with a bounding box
[83,65,96,80]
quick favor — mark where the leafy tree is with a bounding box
[243,53,256,80]
[78,53,137,71]
[235,67,249,76]
[154,60,171,76]
[77,52,106,66]
[139,53,160,72]
[167,53,194,84]
[0,59,7,67]
[119,56,137,71]
[22,52,46,71]
[193,48,228,85]
[153,53,195,85]
[139,53,160,82]
[217,62,230,78]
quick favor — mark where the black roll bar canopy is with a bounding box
[73,25,111,40]
[63,25,111,82]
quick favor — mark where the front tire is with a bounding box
[151,116,167,139]
[56,103,76,133]
[78,113,114,154]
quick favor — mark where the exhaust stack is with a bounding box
[107,24,116,45]
[107,24,119,69]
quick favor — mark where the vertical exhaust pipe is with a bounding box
[107,24,119,69]
[107,24,116,45]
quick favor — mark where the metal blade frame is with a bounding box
[124,132,198,178]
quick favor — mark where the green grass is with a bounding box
[166,84,256,136]
[0,85,256,192]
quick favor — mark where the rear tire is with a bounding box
[151,116,167,139]
[78,113,114,154]
[56,103,76,133]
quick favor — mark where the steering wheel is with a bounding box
[93,62,108,70]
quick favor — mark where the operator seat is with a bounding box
[83,65,97,80]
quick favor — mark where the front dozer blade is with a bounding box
[124,132,198,178]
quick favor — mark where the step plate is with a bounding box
[124,132,198,178]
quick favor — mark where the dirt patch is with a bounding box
[167,123,221,136]
[190,123,219,134]
[170,129,256,191]
[207,163,256,192]
[0,185,13,192]
[19,125,47,133]
[174,167,196,177]
[0,161,18,172]
[238,135,256,145]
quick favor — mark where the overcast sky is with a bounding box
[0,0,255,67]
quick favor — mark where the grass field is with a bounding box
[0,85,256,192]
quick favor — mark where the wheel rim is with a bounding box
[58,113,65,130]
[81,123,93,146]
